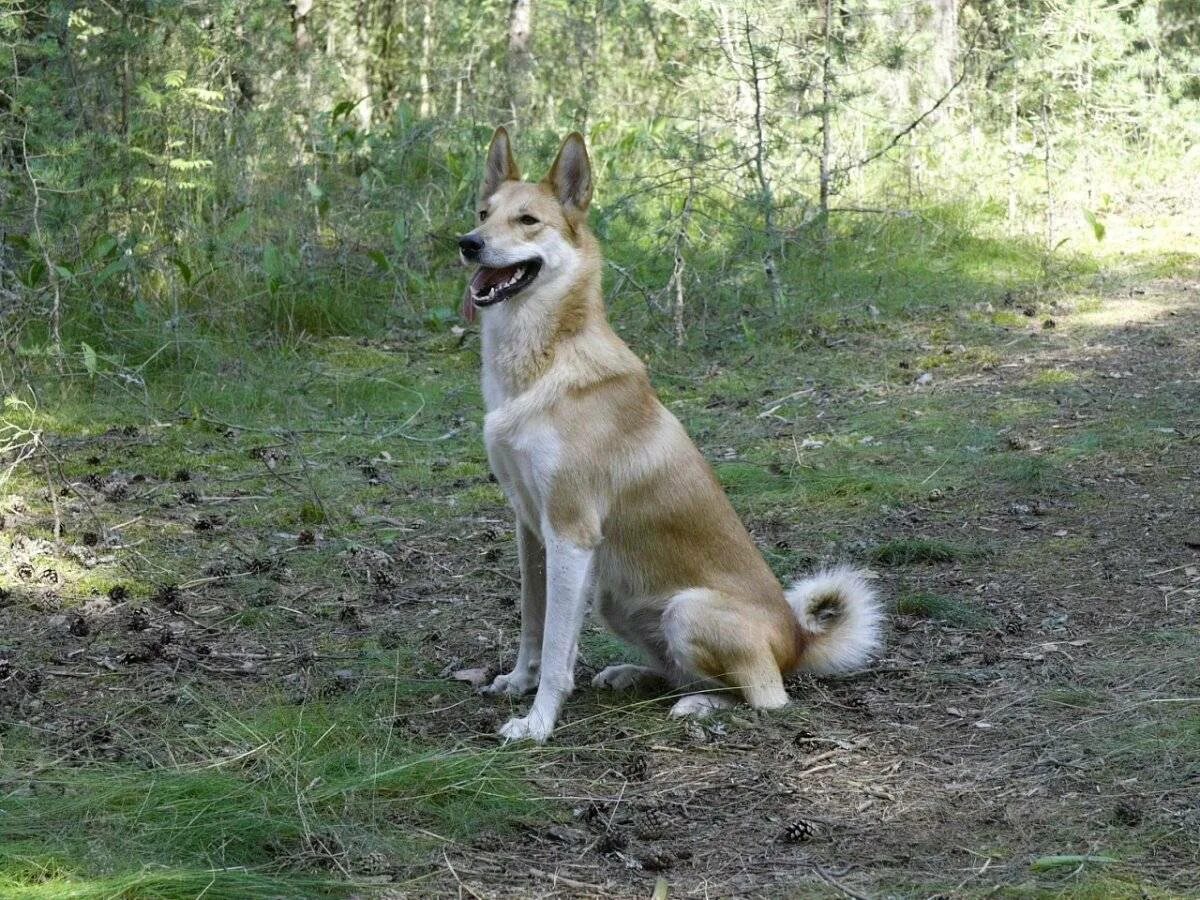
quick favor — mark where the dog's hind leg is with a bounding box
[669,691,735,718]
[592,586,672,692]
[663,588,790,712]
[592,664,666,692]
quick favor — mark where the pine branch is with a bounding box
[835,23,984,178]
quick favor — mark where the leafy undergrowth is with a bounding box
[2,218,1199,896]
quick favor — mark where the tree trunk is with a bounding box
[1006,84,1018,226]
[929,0,958,117]
[291,0,313,53]
[1040,98,1055,254]
[743,14,784,310]
[672,171,695,347]
[419,0,434,117]
[818,0,834,244]
[120,0,132,211]
[349,0,374,131]
[376,0,398,117]
[506,0,533,125]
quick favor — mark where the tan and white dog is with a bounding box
[459,127,882,743]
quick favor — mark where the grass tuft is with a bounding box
[868,538,980,566]
[894,592,988,626]
[0,694,536,899]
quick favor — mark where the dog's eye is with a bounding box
[478,209,488,221]
[519,214,539,226]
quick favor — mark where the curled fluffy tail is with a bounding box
[785,565,883,675]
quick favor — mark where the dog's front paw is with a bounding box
[498,712,553,744]
[479,670,538,697]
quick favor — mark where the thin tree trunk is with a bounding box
[291,0,313,53]
[1006,84,1018,226]
[672,173,695,348]
[120,0,132,211]
[419,0,434,117]
[714,6,744,130]
[1040,98,1054,253]
[506,0,533,125]
[744,14,784,310]
[349,0,374,131]
[929,0,958,119]
[818,0,834,246]
[376,0,397,117]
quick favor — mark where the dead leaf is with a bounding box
[451,667,489,688]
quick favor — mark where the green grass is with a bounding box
[0,866,339,900]
[4,195,1199,897]
[1038,686,1107,709]
[894,592,988,626]
[579,630,639,670]
[0,692,536,899]
[868,538,981,566]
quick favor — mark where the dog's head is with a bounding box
[458,128,593,318]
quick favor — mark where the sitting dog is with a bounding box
[458,127,882,742]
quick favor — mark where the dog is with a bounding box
[458,127,882,743]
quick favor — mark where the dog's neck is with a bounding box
[480,250,640,407]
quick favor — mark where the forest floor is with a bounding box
[2,217,1199,898]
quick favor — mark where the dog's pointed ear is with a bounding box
[544,132,592,213]
[481,126,521,200]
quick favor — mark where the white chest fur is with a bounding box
[484,405,561,539]
[481,338,560,537]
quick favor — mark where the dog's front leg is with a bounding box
[481,523,545,696]
[498,528,593,743]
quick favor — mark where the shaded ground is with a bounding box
[2,256,1198,897]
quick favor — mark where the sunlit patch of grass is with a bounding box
[915,346,1002,374]
[716,461,789,502]
[1031,368,1080,386]
[991,310,1029,328]
[989,398,1055,426]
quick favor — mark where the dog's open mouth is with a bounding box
[469,259,542,307]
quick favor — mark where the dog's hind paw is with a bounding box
[479,670,538,697]
[592,664,663,692]
[498,713,553,744]
[669,692,734,718]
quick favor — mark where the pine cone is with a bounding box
[793,728,820,753]
[633,807,667,840]
[780,819,816,843]
[622,753,649,782]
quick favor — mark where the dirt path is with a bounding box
[418,276,1200,898]
[2,276,1197,898]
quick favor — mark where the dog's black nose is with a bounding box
[458,234,484,259]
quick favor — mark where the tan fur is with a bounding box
[462,130,879,734]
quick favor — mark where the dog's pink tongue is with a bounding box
[470,264,519,295]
